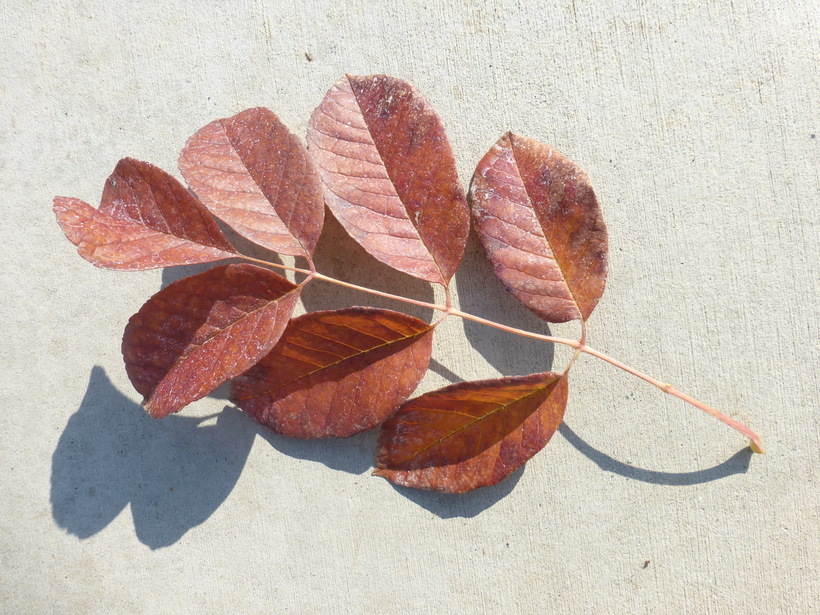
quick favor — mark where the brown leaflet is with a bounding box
[53,158,236,270]
[469,133,608,323]
[375,372,568,493]
[306,74,469,286]
[178,107,324,259]
[122,263,301,418]
[232,307,433,438]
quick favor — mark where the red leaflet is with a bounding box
[375,372,568,493]
[179,107,324,259]
[122,264,301,418]
[53,158,236,270]
[469,133,608,323]
[306,74,469,286]
[233,307,433,438]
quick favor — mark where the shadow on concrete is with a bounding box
[454,231,555,377]
[50,366,255,550]
[160,261,218,288]
[254,427,378,475]
[158,218,289,289]
[558,422,753,485]
[63,221,747,537]
[384,467,524,518]
[428,358,463,384]
[299,212,434,319]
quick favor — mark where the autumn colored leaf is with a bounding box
[469,133,608,323]
[375,372,568,493]
[179,107,324,259]
[53,158,236,270]
[233,307,434,438]
[122,263,301,418]
[306,74,469,286]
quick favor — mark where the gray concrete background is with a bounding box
[1,1,817,613]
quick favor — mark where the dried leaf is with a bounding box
[306,74,469,286]
[122,263,301,418]
[53,158,237,270]
[469,133,608,323]
[179,107,324,258]
[375,372,568,493]
[233,307,433,438]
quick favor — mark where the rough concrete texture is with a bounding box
[1,1,817,613]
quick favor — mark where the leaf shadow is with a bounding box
[159,219,288,289]
[384,468,525,518]
[558,422,753,485]
[252,426,378,475]
[50,366,255,550]
[299,211,435,320]
[454,230,556,376]
[428,358,463,384]
[145,211,747,510]
[161,261,227,288]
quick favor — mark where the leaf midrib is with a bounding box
[508,134,583,320]
[391,376,557,466]
[346,75,448,287]
[236,322,432,400]
[145,279,301,405]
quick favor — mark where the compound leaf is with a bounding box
[122,263,301,418]
[469,133,608,323]
[179,107,324,259]
[54,158,236,270]
[375,372,568,493]
[307,74,469,286]
[233,307,433,438]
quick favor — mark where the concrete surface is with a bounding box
[1,1,817,613]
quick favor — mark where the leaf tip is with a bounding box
[750,438,765,454]
[53,195,83,214]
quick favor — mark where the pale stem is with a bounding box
[236,253,763,453]
[312,272,445,313]
[561,320,587,376]
[235,254,312,276]
[448,308,578,347]
[430,286,455,326]
[578,345,765,454]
